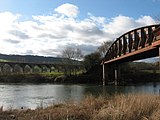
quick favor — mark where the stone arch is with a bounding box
[0,65,2,73]
[2,63,13,73]
[33,65,42,73]
[50,66,56,72]
[13,64,23,73]
[42,65,51,72]
[60,65,69,73]
[24,65,33,73]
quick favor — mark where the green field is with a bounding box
[40,71,64,77]
[0,59,9,62]
[141,69,160,73]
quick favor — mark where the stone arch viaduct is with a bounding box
[0,61,82,74]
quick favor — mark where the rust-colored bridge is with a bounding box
[102,24,160,85]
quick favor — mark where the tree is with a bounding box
[74,48,83,61]
[83,52,101,71]
[61,47,83,75]
[83,41,113,73]
[62,47,75,60]
[97,41,113,57]
[62,47,83,61]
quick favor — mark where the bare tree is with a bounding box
[61,47,83,75]
[62,47,75,60]
[97,41,113,57]
[74,48,83,61]
[73,48,83,75]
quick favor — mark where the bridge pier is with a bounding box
[159,46,160,81]
[102,64,109,86]
[102,63,121,86]
[114,64,121,86]
[102,64,105,85]
[102,64,106,86]
[114,66,118,86]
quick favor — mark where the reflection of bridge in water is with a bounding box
[102,24,160,85]
[0,61,82,74]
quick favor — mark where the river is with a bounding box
[0,83,160,110]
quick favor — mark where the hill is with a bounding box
[0,53,67,64]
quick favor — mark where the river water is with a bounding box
[0,83,160,110]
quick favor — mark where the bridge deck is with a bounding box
[102,24,160,85]
[104,40,160,64]
[103,24,160,64]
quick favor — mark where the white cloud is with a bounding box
[0,12,20,38]
[136,16,156,26]
[54,3,79,18]
[105,15,136,35]
[0,4,157,57]
[104,15,156,39]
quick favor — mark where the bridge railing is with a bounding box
[104,24,160,61]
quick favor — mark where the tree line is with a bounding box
[61,41,113,75]
[61,41,160,84]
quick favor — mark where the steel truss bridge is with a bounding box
[102,24,160,85]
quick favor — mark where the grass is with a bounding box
[40,70,85,77]
[0,59,10,62]
[0,93,160,120]
[141,70,160,74]
[40,72,64,77]
[0,72,65,83]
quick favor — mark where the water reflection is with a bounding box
[0,83,159,110]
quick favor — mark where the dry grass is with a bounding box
[0,93,160,120]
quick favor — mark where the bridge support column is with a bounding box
[114,64,120,86]
[102,64,105,86]
[114,65,118,86]
[159,47,160,81]
[102,64,109,86]
[0,66,2,74]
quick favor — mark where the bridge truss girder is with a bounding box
[102,24,160,85]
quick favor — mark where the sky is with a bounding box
[0,0,160,57]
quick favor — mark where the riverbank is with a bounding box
[0,94,159,120]
[0,73,101,84]
[0,74,55,83]
[0,71,159,85]
[121,71,160,85]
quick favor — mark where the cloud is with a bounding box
[4,39,20,44]
[136,16,156,26]
[0,4,157,57]
[54,3,79,18]
[0,12,20,30]
[105,15,136,35]
[104,15,156,38]
[38,49,60,56]
[8,30,30,39]
[25,50,34,55]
